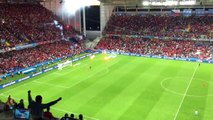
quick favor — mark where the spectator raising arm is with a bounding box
[42,97,62,109]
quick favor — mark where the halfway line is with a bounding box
[173,64,199,120]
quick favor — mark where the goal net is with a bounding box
[58,60,72,70]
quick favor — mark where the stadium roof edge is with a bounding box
[112,5,213,9]
[98,0,213,6]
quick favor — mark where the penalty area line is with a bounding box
[173,64,199,120]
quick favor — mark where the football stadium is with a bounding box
[0,0,213,120]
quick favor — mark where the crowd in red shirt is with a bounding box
[0,3,76,49]
[96,37,212,59]
[97,14,213,61]
[0,41,84,74]
[0,3,83,75]
[104,14,213,39]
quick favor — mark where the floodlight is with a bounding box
[164,1,178,6]
[143,1,149,6]
[179,0,196,5]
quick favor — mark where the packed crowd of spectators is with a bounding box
[0,3,76,49]
[96,37,212,60]
[0,3,84,75]
[104,14,213,39]
[98,14,213,60]
[0,41,84,75]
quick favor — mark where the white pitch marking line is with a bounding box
[32,81,69,89]
[1,59,95,95]
[1,71,58,95]
[51,107,100,120]
[0,55,107,93]
[0,69,65,95]
[0,62,74,95]
[1,83,30,95]
[173,64,199,120]
[67,60,118,89]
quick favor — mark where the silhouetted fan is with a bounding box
[69,37,79,44]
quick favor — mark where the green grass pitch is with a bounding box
[1,54,213,120]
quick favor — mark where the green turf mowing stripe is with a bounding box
[173,64,199,120]
[204,64,213,120]
[174,63,213,120]
[77,57,159,119]
[0,55,213,120]
[54,57,138,114]
[93,57,167,120]
[117,60,196,120]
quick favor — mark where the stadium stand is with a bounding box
[0,3,76,49]
[0,41,84,74]
[97,13,213,60]
[0,3,84,75]
[96,37,212,60]
[103,14,213,39]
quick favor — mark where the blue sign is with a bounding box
[15,43,38,50]
[208,9,213,15]
[195,9,205,16]
[183,9,192,16]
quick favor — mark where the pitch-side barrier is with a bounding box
[0,52,99,89]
